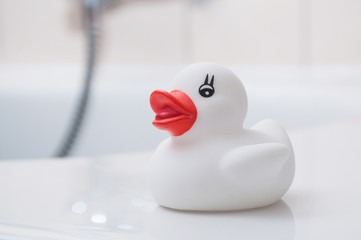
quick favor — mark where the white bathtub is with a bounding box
[1,64,361,160]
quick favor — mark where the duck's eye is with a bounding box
[199,74,215,98]
[199,85,214,97]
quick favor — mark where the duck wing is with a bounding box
[220,143,290,184]
[251,119,292,147]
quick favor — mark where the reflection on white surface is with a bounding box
[117,224,134,231]
[91,214,107,224]
[150,201,295,240]
[71,201,87,214]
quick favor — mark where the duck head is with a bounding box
[150,63,248,138]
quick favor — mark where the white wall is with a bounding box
[0,0,360,65]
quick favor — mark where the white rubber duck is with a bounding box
[149,63,295,211]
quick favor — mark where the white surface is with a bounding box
[1,120,361,239]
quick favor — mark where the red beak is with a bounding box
[150,90,197,136]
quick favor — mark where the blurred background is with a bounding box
[1,0,361,159]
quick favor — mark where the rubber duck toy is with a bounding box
[149,63,295,211]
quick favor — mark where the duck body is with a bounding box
[149,63,295,211]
